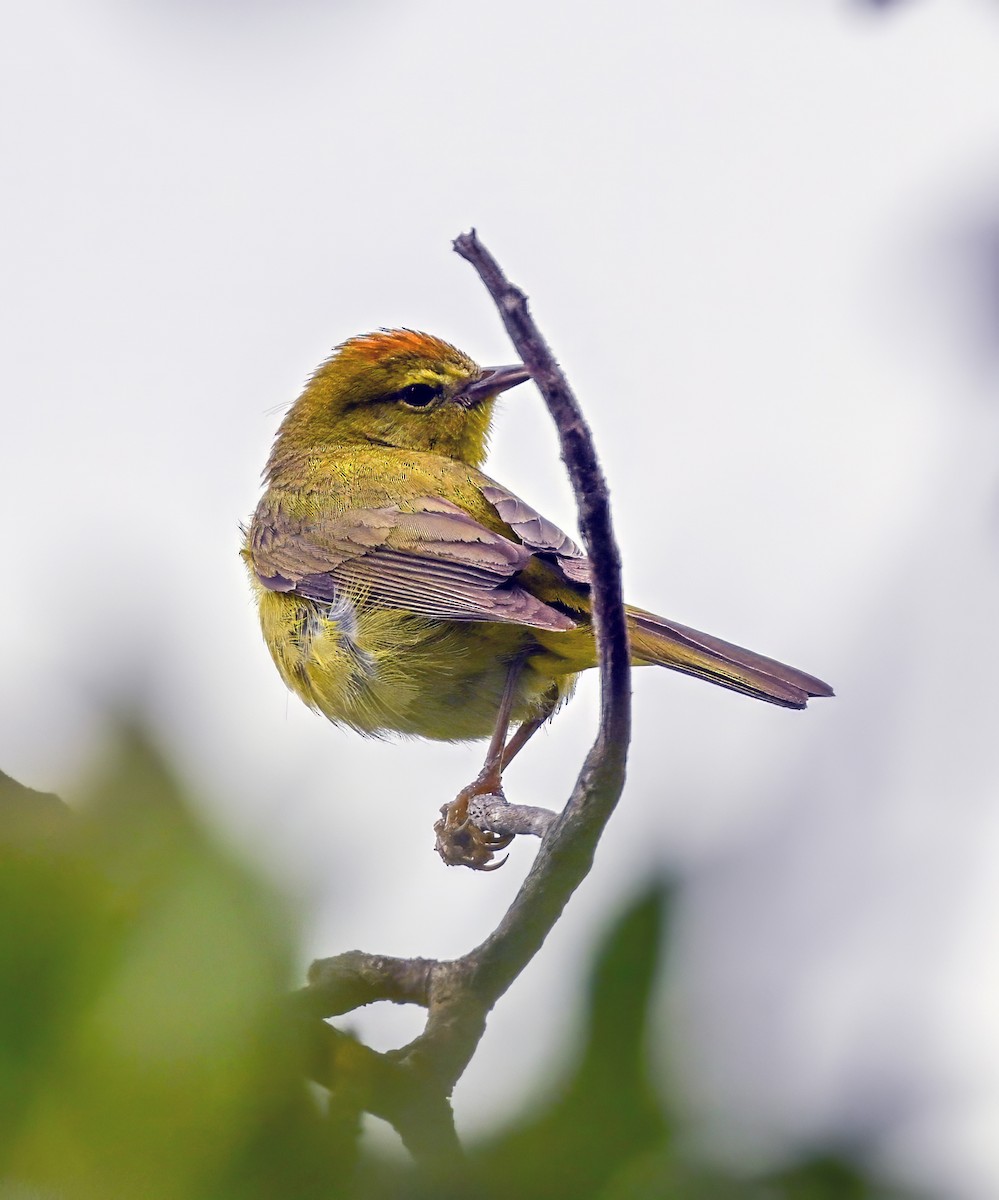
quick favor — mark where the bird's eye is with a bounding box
[396,383,440,409]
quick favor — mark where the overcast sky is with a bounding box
[3,1,999,1194]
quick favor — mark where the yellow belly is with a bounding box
[254,587,585,742]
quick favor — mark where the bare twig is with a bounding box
[308,1021,463,1165]
[448,227,632,985]
[305,231,632,1162]
[305,952,434,1017]
[467,795,557,839]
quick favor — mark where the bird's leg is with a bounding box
[500,686,559,769]
[473,659,523,794]
[434,659,525,870]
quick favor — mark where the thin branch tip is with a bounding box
[452,228,479,257]
[449,228,632,991]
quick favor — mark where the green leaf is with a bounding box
[462,881,674,1200]
[0,726,337,1200]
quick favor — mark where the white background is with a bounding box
[3,1,999,1195]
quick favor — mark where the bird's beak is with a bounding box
[459,363,532,406]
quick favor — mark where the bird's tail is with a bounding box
[627,607,833,710]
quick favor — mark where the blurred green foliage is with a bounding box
[0,735,333,1200]
[0,731,897,1199]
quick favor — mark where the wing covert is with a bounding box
[479,482,591,584]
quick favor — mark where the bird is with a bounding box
[244,329,832,867]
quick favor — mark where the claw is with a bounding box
[479,854,510,872]
[431,655,532,870]
[434,786,514,870]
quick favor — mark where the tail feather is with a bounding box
[627,607,833,710]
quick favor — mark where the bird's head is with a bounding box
[267,329,530,472]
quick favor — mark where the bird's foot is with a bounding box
[434,779,514,871]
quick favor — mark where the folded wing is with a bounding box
[249,493,577,632]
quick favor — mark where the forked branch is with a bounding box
[304,230,633,1166]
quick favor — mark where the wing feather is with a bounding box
[249,493,576,632]
[479,483,591,583]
